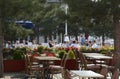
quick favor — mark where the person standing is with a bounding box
[64,35,70,43]
[80,34,85,45]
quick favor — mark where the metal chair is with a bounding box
[24,53,44,78]
[104,53,118,77]
[79,53,101,72]
[111,68,119,79]
[99,67,108,79]
[49,53,67,79]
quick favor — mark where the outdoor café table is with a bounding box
[70,70,104,79]
[35,56,60,79]
[82,53,112,60]
[82,53,112,66]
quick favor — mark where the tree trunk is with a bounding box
[36,35,39,44]
[113,15,120,69]
[0,17,3,77]
[113,16,120,53]
[102,33,105,46]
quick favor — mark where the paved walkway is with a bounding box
[0,72,120,79]
[1,72,27,79]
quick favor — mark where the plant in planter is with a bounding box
[3,47,25,60]
[20,47,27,54]
[79,46,87,53]
[3,48,14,60]
[13,49,24,60]
[57,50,67,59]
[3,47,26,72]
[37,46,44,54]
[65,50,78,70]
[67,50,75,59]
[43,47,55,56]
[99,46,114,54]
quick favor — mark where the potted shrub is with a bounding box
[37,46,44,54]
[55,49,78,70]
[65,50,78,70]
[67,50,75,59]
[58,50,66,59]
[43,47,55,56]
[13,49,24,60]
[3,48,14,60]
[3,48,25,72]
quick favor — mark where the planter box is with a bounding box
[3,59,78,72]
[54,59,79,70]
[3,60,25,72]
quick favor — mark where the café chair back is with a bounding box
[111,68,119,79]
[23,53,44,78]
[99,67,108,79]
[79,53,101,72]
[49,53,67,79]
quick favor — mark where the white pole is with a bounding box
[60,33,62,43]
[65,4,68,35]
[65,20,67,35]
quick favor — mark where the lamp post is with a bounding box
[65,4,68,35]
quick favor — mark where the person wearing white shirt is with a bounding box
[91,40,98,48]
[70,40,80,48]
[64,35,70,43]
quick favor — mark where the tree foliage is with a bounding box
[0,0,35,41]
[64,0,120,69]
[0,0,35,76]
[63,0,116,36]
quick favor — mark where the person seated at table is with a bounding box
[91,40,99,48]
[70,40,80,48]
[48,40,54,47]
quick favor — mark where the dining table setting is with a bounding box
[70,70,104,79]
[34,56,61,79]
[32,52,114,79]
[82,53,112,60]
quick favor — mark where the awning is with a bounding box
[15,20,34,29]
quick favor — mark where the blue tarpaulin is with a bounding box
[15,20,34,29]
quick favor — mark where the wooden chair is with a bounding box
[63,69,72,79]
[74,51,95,70]
[108,53,118,66]
[96,53,119,78]
[105,53,118,75]
[23,51,32,73]
[72,50,81,70]
[23,53,30,74]
[49,53,67,79]
[79,53,101,72]
[96,52,113,65]
[99,67,108,79]
[111,68,119,79]
[24,53,44,78]
[31,52,40,66]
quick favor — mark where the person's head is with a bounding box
[80,34,83,37]
[8,41,11,44]
[65,34,66,36]
[92,40,96,43]
[73,41,76,43]
[89,41,91,43]
[73,40,77,43]
[49,40,52,43]
[16,40,20,44]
